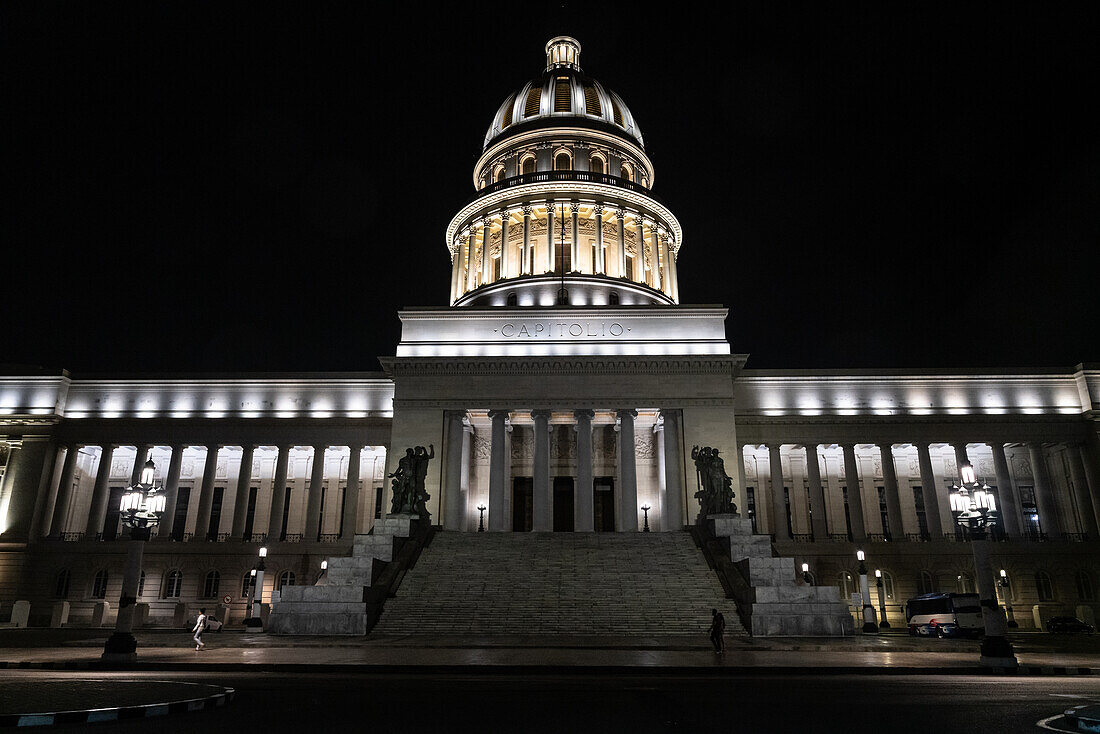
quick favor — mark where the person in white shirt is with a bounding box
[193,608,207,651]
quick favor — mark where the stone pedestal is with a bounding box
[710,516,853,636]
[50,601,70,628]
[134,603,149,629]
[268,514,417,635]
[91,601,110,628]
[11,600,30,628]
[172,602,188,628]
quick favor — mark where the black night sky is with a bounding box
[5,3,1098,375]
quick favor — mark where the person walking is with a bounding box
[708,608,726,654]
[193,608,207,651]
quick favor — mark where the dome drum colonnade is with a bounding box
[447,37,680,307]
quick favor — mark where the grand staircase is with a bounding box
[372,531,745,637]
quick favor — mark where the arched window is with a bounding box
[837,571,856,600]
[878,571,896,603]
[608,292,620,306]
[277,570,296,592]
[496,167,506,183]
[521,156,536,175]
[590,156,604,174]
[163,569,182,599]
[1075,570,1094,601]
[1035,570,1055,601]
[621,163,633,181]
[137,570,146,598]
[917,570,936,595]
[241,572,254,599]
[53,569,71,600]
[555,152,571,171]
[955,574,973,593]
[506,293,518,307]
[202,570,221,599]
[92,569,108,600]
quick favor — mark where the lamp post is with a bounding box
[245,546,267,629]
[950,461,1017,668]
[641,504,651,532]
[999,569,1017,628]
[875,569,891,628]
[102,458,166,661]
[857,550,878,633]
[319,559,328,582]
[477,505,486,533]
[801,562,813,585]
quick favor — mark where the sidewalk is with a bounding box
[0,629,1098,675]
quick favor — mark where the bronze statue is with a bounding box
[388,444,434,517]
[692,445,737,521]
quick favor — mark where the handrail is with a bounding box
[470,170,665,206]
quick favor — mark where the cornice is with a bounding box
[385,355,748,377]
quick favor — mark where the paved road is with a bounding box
[1,670,1096,733]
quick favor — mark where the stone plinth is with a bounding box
[50,601,69,628]
[712,516,853,637]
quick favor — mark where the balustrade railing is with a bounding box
[472,170,664,205]
[58,532,84,542]
[828,533,852,542]
[1059,532,1090,542]
[791,533,815,543]
[282,533,304,543]
[318,533,340,543]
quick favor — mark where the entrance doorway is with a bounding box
[512,477,533,531]
[553,476,575,531]
[594,477,615,532]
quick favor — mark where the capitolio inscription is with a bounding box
[494,322,632,338]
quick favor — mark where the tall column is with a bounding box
[617,409,638,531]
[48,444,80,538]
[661,409,684,530]
[304,446,327,540]
[531,410,551,531]
[574,409,595,532]
[230,444,256,540]
[464,227,476,291]
[129,444,152,486]
[443,410,465,531]
[156,444,185,539]
[191,445,220,541]
[342,445,362,539]
[841,443,868,541]
[546,201,555,273]
[805,444,829,540]
[29,443,62,540]
[655,422,667,530]
[649,221,661,290]
[665,235,678,300]
[594,206,605,273]
[86,444,117,539]
[879,444,905,539]
[460,424,473,530]
[916,443,945,537]
[500,210,511,278]
[487,410,509,531]
[616,210,626,277]
[522,206,532,275]
[990,443,1022,538]
[1067,444,1098,536]
[953,443,972,481]
[266,445,291,541]
[570,203,579,271]
[1028,443,1062,537]
[768,444,788,539]
[1081,433,1100,532]
[449,238,461,303]
[481,219,492,285]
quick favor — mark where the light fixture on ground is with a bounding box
[641,504,651,532]
[477,505,486,532]
[950,461,1017,668]
[801,563,813,585]
[102,458,165,661]
[875,569,890,628]
[244,546,267,630]
[319,559,328,582]
[856,550,878,633]
[999,569,1017,628]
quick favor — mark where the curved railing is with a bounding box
[471,170,664,205]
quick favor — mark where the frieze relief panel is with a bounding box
[1012,455,1033,478]
[473,434,492,461]
[216,458,228,480]
[977,458,994,478]
[111,457,129,479]
[182,460,196,479]
[872,458,882,479]
[634,434,654,459]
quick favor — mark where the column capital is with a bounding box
[347,444,364,453]
[499,208,511,220]
[572,408,595,421]
[487,409,511,420]
[616,408,638,419]
[531,409,552,421]
[593,205,604,217]
[615,209,626,221]
[570,202,581,213]
[521,205,533,216]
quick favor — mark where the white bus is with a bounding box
[906,592,983,638]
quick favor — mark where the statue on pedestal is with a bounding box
[388,444,434,517]
[692,445,737,521]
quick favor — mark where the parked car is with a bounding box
[1047,616,1094,634]
[906,592,983,638]
[187,615,223,632]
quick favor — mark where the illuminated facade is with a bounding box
[1,38,1099,632]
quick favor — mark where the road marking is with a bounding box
[1036,713,1067,731]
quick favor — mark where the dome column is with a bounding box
[480,219,492,286]
[594,206,605,274]
[465,226,476,291]
[522,206,533,275]
[449,239,461,303]
[648,220,661,291]
[546,201,555,273]
[570,203,580,272]
[616,210,627,278]
[499,210,511,279]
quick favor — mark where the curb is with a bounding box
[0,685,234,728]
[1,659,1097,676]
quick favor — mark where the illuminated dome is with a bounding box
[483,37,644,150]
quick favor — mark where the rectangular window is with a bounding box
[560,238,572,272]
[625,254,634,280]
[746,486,757,533]
[243,486,258,541]
[208,487,224,540]
[805,487,814,536]
[172,486,191,541]
[374,487,384,520]
[338,485,347,538]
[877,486,890,539]
[280,488,292,541]
[318,485,327,540]
[783,487,793,536]
[912,486,929,539]
[1019,485,1041,538]
[103,486,125,540]
[842,487,853,541]
[492,254,501,281]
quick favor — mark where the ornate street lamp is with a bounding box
[800,562,813,585]
[856,550,878,634]
[951,461,1017,668]
[245,546,267,629]
[999,569,1017,628]
[641,504,651,532]
[102,458,165,660]
[875,569,891,628]
[477,505,487,533]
